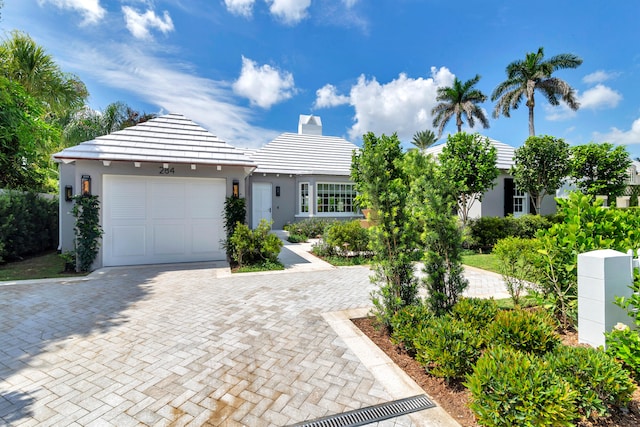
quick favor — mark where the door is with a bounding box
[252,182,272,228]
[103,175,226,266]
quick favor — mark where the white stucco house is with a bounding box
[425,138,558,218]
[245,115,361,229]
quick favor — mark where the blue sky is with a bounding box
[3,0,640,157]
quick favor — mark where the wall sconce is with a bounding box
[81,175,91,196]
[65,185,73,201]
[276,186,280,197]
[232,179,239,198]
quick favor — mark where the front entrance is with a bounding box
[252,182,272,228]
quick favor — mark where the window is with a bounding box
[316,183,356,213]
[513,185,528,217]
[300,182,310,213]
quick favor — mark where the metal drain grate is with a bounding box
[287,394,436,427]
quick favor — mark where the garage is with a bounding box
[103,175,226,266]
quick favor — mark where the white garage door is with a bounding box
[103,175,226,266]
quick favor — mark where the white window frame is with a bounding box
[315,182,357,216]
[513,184,529,218]
[298,182,311,216]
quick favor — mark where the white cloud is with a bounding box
[65,44,278,148]
[346,66,455,142]
[583,70,620,84]
[266,0,311,24]
[594,117,640,145]
[579,84,622,110]
[38,0,106,25]
[122,6,174,40]
[232,56,296,109]
[314,84,350,108]
[224,0,256,17]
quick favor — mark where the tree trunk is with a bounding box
[528,105,535,136]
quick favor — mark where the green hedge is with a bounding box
[0,191,58,262]
[467,214,553,252]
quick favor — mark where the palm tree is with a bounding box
[0,31,88,121]
[431,74,489,138]
[63,102,156,146]
[411,129,437,152]
[491,47,583,136]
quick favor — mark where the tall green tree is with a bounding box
[411,129,437,152]
[492,47,583,136]
[405,150,467,314]
[0,76,60,191]
[569,142,631,200]
[511,135,571,214]
[63,102,156,145]
[438,133,498,225]
[0,31,88,122]
[351,132,419,329]
[431,74,489,138]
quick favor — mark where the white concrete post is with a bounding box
[616,196,631,207]
[577,249,634,348]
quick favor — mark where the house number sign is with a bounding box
[159,167,175,175]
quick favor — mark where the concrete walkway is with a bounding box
[0,243,508,426]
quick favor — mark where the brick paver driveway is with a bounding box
[0,264,417,426]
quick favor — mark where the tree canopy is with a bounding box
[492,47,582,136]
[569,142,631,200]
[431,74,489,139]
[438,132,498,225]
[511,135,570,214]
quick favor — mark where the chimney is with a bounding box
[298,114,322,135]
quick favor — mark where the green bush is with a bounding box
[486,308,559,355]
[389,303,433,355]
[467,214,553,252]
[325,220,370,255]
[228,220,283,267]
[0,191,58,262]
[493,237,541,306]
[414,316,483,381]
[451,297,498,339]
[286,233,307,243]
[283,218,335,240]
[545,345,635,420]
[223,196,246,258]
[466,346,577,426]
[72,195,103,272]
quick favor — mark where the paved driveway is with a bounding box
[0,264,422,426]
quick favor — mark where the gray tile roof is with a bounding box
[53,113,257,168]
[425,137,516,170]
[249,132,359,176]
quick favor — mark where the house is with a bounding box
[245,115,361,229]
[53,113,257,268]
[425,138,557,218]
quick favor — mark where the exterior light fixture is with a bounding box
[276,186,280,197]
[65,185,73,201]
[81,175,91,196]
[232,179,239,198]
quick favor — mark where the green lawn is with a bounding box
[0,251,85,281]
[461,253,501,274]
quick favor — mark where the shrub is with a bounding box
[606,274,640,381]
[284,218,334,240]
[223,196,246,258]
[389,303,433,355]
[72,195,103,272]
[466,346,577,427]
[0,191,58,262]
[286,233,307,243]
[493,237,541,306]
[467,214,553,252]
[545,345,636,420]
[514,214,551,238]
[324,220,370,255]
[228,220,283,267]
[414,316,483,381]
[451,297,498,339]
[486,308,559,355]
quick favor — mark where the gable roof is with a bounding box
[53,113,257,168]
[424,137,516,170]
[249,132,359,176]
